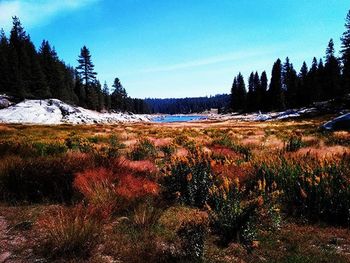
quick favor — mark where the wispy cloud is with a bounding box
[141,48,278,73]
[0,0,99,31]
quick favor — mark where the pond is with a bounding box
[151,115,207,123]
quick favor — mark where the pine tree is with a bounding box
[231,77,238,111]
[9,17,29,98]
[102,81,111,110]
[26,39,49,98]
[308,57,320,102]
[283,57,298,108]
[260,71,268,111]
[268,59,284,110]
[253,72,262,111]
[111,77,127,111]
[76,46,97,86]
[340,10,350,95]
[247,72,255,112]
[317,59,325,100]
[236,73,247,111]
[324,39,341,99]
[0,29,9,93]
[298,61,309,107]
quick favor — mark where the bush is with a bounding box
[158,206,209,261]
[285,133,303,152]
[162,151,213,208]
[74,165,159,214]
[254,155,350,226]
[32,141,68,156]
[130,139,157,161]
[0,153,97,203]
[212,134,252,161]
[209,184,258,246]
[65,134,93,153]
[37,204,102,259]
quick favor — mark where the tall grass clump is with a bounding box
[209,183,258,246]
[162,150,213,208]
[37,204,102,259]
[285,133,304,152]
[212,134,252,161]
[254,154,350,226]
[130,138,157,161]
[0,153,97,203]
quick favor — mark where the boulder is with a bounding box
[322,113,350,131]
[0,97,11,109]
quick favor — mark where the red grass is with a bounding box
[116,174,159,200]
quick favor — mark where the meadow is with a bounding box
[0,117,349,263]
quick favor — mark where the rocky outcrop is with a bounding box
[322,113,350,131]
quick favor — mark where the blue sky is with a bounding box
[0,0,349,98]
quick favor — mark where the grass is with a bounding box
[0,119,349,262]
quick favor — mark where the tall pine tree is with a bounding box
[268,59,284,110]
[340,10,350,95]
[324,39,341,99]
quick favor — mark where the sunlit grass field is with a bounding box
[0,118,349,262]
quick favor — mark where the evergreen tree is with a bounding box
[73,69,86,107]
[247,72,256,112]
[268,59,284,110]
[340,10,350,95]
[283,57,298,108]
[111,77,127,111]
[76,46,97,86]
[26,39,49,98]
[308,57,320,102]
[231,77,238,111]
[260,71,268,111]
[253,72,262,111]
[324,39,341,98]
[0,29,9,93]
[102,81,111,110]
[236,73,247,111]
[297,61,309,107]
[9,16,29,98]
[317,58,325,100]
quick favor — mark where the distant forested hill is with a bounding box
[145,94,230,114]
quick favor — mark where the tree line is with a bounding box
[0,17,149,114]
[145,94,230,114]
[230,10,350,112]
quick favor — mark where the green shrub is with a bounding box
[158,206,209,261]
[212,134,252,161]
[209,185,258,246]
[254,155,350,226]
[32,142,68,156]
[162,151,213,208]
[160,144,175,159]
[130,139,157,161]
[65,134,93,153]
[0,154,97,203]
[38,205,101,259]
[285,133,304,152]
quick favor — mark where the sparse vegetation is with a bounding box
[0,120,349,262]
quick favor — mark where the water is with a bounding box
[151,115,207,123]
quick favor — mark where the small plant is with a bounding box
[285,133,303,152]
[32,142,68,156]
[209,184,258,246]
[130,138,157,161]
[160,144,175,159]
[212,134,252,161]
[65,134,93,153]
[132,201,160,230]
[254,155,350,226]
[159,206,209,261]
[37,204,102,259]
[162,151,213,208]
